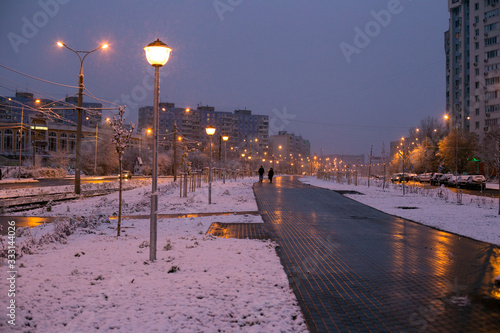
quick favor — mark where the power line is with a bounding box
[0,64,80,89]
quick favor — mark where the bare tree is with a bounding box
[111,107,135,237]
[81,130,119,176]
[48,150,71,170]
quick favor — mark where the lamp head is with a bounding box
[222,135,229,141]
[205,126,216,136]
[144,38,172,67]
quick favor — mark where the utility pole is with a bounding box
[173,122,177,181]
[94,122,98,175]
[368,145,373,187]
[32,119,36,168]
[18,107,23,180]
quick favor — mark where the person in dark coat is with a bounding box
[258,166,264,182]
[268,168,274,183]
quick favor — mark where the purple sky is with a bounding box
[0,0,449,156]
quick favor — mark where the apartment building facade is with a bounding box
[446,0,500,135]
[138,103,269,151]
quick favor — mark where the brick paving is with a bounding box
[251,176,500,332]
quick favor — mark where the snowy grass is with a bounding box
[0,178,306,332]
[300,176,500,246]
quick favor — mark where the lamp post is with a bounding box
[206,126,216,204]
[57,41,108,194]
[144,38,172,261]
[222,135,229,184]
[94,122,98,175]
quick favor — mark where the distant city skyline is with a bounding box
[0,0,449,157]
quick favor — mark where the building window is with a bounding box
[485,8,500,18]
[476,3,480,10]
[486,118,499,126]
[485,104,500,112]
[476,42,480,49]
[15,130,26,152]
[486,49,499,58]
[3,129,13,151]
[60,133,68,152]
[485,36,498,45]
[485,90,498,100]
[485,76,500,85]
[69,133,76,153]
[485,23,498,32]
[476,108,480,115]
[475,121,480,129]
[48,132,57,152]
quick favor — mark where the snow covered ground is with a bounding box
[0,178,306,332]
[300,176,500,246]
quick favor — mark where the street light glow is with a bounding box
[205,126,216,136]
[222,135,229,141]
[144,39,172,67]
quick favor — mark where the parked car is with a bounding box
[438,174,454,186]
[466,175,486,190]
[417,173,433,183]
[391,173,403,183]
[407,173,418,181]
[430,173,443,186]
[449,175,468,188]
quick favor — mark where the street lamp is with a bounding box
[144,38,172,261]
[58,41,108,195]
[222,135,229,184]
[206,126,216,204]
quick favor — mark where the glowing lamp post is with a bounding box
[57,41,108,195]
[144,38,172,261]
[222,135,229,184]
[206,126,216,204]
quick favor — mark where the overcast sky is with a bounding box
[0,0,449,156]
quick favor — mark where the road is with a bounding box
[254,176,500,332]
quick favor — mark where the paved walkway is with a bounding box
[253,176,500,332]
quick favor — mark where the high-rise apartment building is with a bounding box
[138,103,269,150]
[446,0,500,135]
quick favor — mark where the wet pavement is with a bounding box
[0,216,67,235]
[252,176,500,332]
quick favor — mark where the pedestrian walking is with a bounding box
[258,165,264,183]
[268,168,274,183]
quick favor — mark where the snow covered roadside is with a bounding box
[1,178,307,332]
[300,176,500,246]
[13,178,259,217]
[0,178,160,200]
